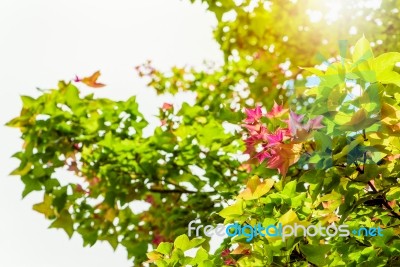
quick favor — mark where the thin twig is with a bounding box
[367,181,400,220]
[149,188,197,194]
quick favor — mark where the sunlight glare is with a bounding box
[309,0,382,24]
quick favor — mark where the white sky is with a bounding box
[0,0,223,266]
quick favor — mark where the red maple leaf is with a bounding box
[267,143,302,176]
[266,101,288,118]
[244,106,263,124]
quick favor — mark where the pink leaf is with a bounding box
[266,101,288,118]
[244,106,263,124]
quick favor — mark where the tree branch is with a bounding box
[368,181,400,220]
[353,156,400,220]
[149,188,197,194]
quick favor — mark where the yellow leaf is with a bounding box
[279,209,298,225]
[231,243,251,255]
[344,109,367,126]
[33,194,54,218]
[146,251,162,262]
[238,176,274,200]
[246,175,260,192]
[300,67,324,76]
[381,103,400,125]
[253,179,274,199]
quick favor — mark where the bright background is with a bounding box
[0,0,223,266]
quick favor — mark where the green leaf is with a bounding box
[156,242,173,255]
[352,36,373,63]
[189,237,205,249]
[190,247,209,265]
[173,234,190,251]
[78,226,98,247]
[50,210,74,238]
[280,180,297,198]
[21,175,42,198]
[33,194,54,218]
[154,259,168,267]
[372,52,400,86]
[387,187,400,201]
[64,84,80,109]
[219,199,244,219]
[21,95,36,108]
[376,70,400,86]
[314,131,332,151]
[197,119,228,147]
[334,109,379,132]
[10,162,32,176]
[104,235,118,250]
[300,244,332,266]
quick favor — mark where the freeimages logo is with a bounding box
[188,221,384,242]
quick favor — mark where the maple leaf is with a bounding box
[267,143,302,176]
[257,125,270,141]
[224,258,236,266]
[231,243,251,255]
[238,175,274,200]
[162,102,173,110]
[305,116,324,130]
[244,106,263,124]
[75,71,106,88]
[266,101,288,118]
[221,248,230,257]
[243,123,262,135]
[320,213,340,224]
[244,135,260,154]
[336,109,378,131]
[265,128,285,147]
[381,103,400,125]
[255,150,271,163]
[288,110,305,135]
[289,111,324,141]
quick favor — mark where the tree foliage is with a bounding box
[7,0,400,266]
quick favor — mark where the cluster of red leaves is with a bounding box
[221,249,236,266]
[242,103,324,176]
[221,246,251,265]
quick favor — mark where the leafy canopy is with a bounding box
[7,0,400,266]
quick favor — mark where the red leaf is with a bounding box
[266,101,288,118]
[244,106,263,124]
[267,143,302,176]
